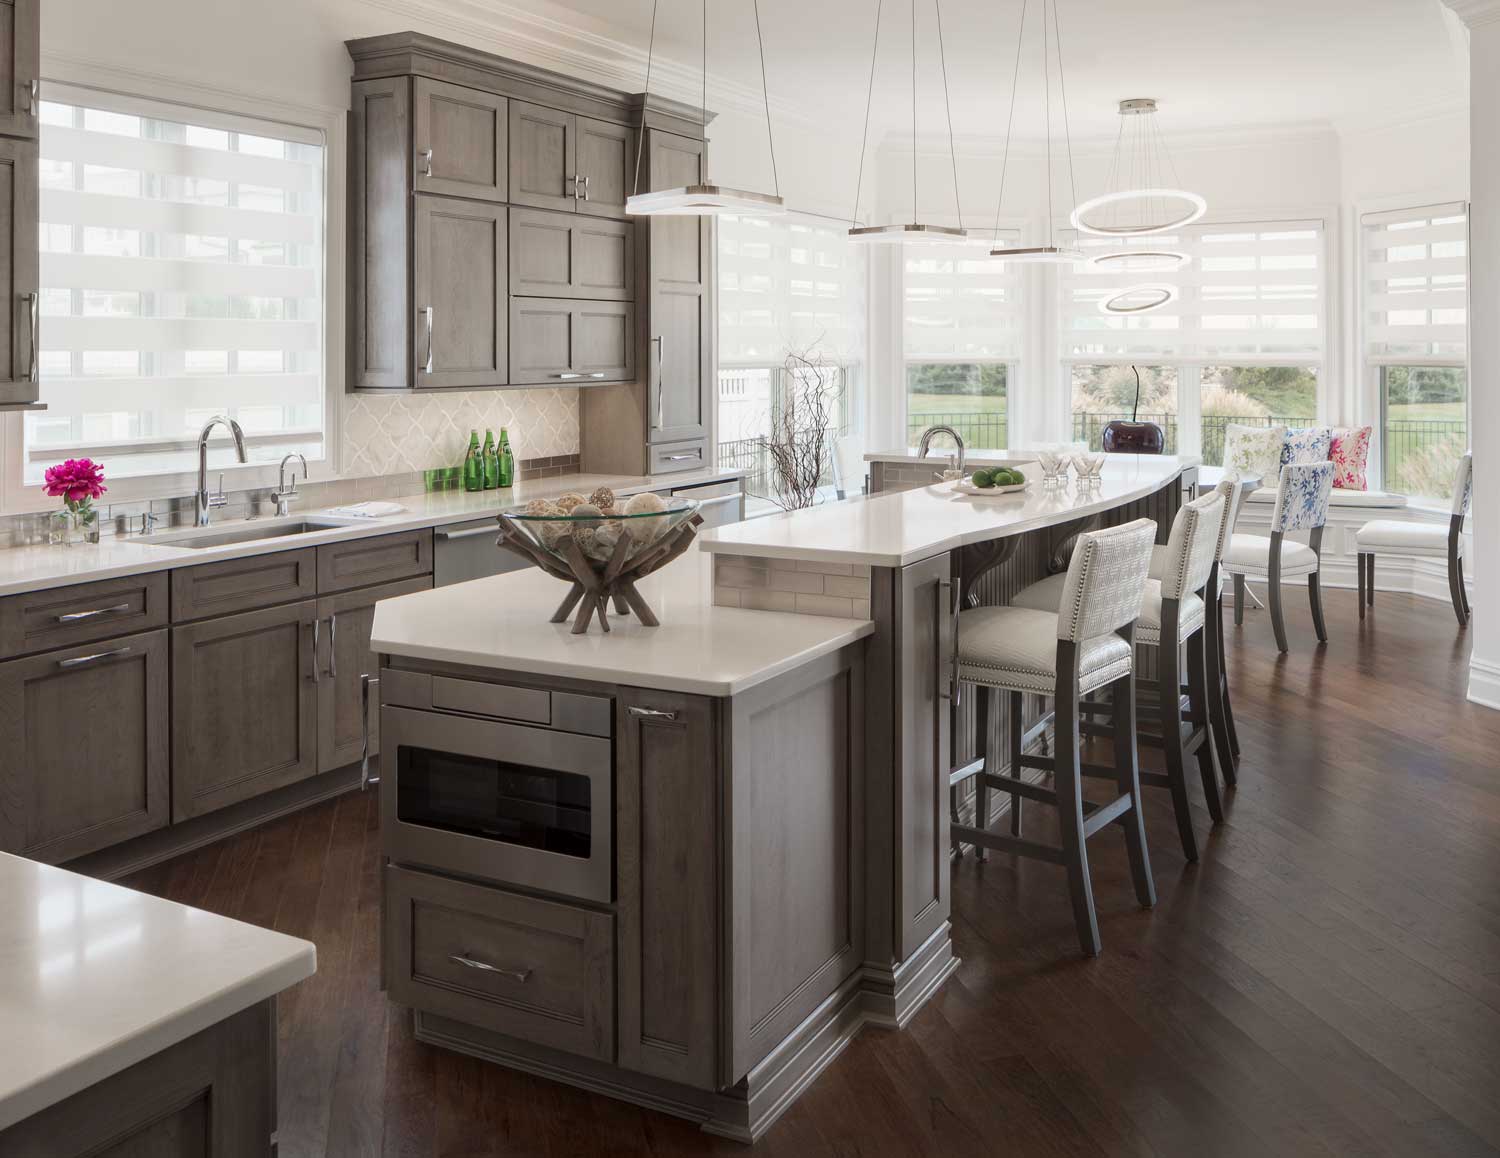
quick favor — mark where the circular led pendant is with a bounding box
[1086,249,1190,274]
[1070,189,1207,237]
[1099,283,1178,315]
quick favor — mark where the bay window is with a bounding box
[26,86,326,485]
[1362,203,1469,499]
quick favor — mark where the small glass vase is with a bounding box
[48,506,101,547]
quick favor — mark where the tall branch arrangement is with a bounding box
[761,347,845,512]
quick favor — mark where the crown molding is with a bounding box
[1444,0,1500,29]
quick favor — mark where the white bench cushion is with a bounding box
[1011,571,1205,648]
[1355,519,1457,556]
[1243,486,1408,510]
[958,605,1132,696]
[1221,533,1319,577]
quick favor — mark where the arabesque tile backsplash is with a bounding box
[341,388,579,478]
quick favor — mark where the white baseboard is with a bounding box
[1468,657,1500,712]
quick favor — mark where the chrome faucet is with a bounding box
[917,424,966,477]
[195,415,248,526]
[272,453,307,517]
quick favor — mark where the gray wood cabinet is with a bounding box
[171,600,320,822]
[0,134,37,407]
[349,76,412,392]
[414,195,507,388]
[510,297,633,385]
[509,101,631,218]
[413,77,506,202]
[510,206,633,300]
[0,628,169,863]
[574,116,633,218]
[0,0,39,141]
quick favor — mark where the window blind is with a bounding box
[26,84,325,483]
[904,235,1022,361]
[1060,219,1326,363]
[1361,202,1467,366]
[718,212,866,366]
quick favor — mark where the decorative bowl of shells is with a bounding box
[495,486,703,633]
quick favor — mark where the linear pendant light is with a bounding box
[626,0,785,217]
[846,0,969,244]
[988,0,1082,263]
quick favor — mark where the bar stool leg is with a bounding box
[1111,668,1155,909]
[1007,690,1024,837]
[974,685,991,862]
[1186,627,1225,824]
[1158,618,1200,863]
[1367,555,1375,608]
[1203,588,1236,788]
[1216,589,1240,760]
[1233,574,1246,626]
[1052,670,1101,957]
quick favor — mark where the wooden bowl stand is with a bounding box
[495,513,705,634]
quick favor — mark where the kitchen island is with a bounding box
[369,454,1195,1141]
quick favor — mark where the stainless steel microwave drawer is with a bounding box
[381,668,611,736]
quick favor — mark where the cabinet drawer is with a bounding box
[317,529,433,593]
[386,866,614,1063]
[648,439,708,475]
[171,548,316,621]
[0,572,168,659]
[509,298,633,385]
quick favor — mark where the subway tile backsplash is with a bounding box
[712,554,872,620]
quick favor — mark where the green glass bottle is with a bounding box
[462,430,483,492]
[498,427,515,488]
[481,430,499,490]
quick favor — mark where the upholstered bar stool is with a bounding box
[1355,452,1473,626]
[1012,492,1228,862]
[1222,461,1336,653]
[950,519,1159,958]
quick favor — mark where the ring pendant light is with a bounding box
[988,0,1083,263]
[1099,283,1178,315]
[846,0,969,244]
[1070,99,1206,237]
[626,0,785,216]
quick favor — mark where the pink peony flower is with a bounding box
[43,458,107,511]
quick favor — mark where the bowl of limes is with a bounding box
[953,464,1033,496]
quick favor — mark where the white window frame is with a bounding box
[0,62,345,515]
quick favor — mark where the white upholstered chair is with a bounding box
[1221,461,1336,653]
[1354,452,1473,627]
[949,518,1159,957]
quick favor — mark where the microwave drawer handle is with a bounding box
[361,674,380,789]
[628,706,678,721]
[434,524,498,541]
[449,954,531,982]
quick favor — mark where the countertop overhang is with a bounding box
[700,455,1198,568]
[0,852,316,1131]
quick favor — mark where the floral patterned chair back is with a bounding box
[1271,461,1335,534]
[1451,452,1473,520]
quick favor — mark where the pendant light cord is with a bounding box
[990,0,1027,247]
[702,0,708,138]
[751,0,780,197]
[1049,0,1078,243]
[631,0,661,198]
[910,0,917,225]
[1042,0,1053,248]
[933,0,962,231]
[850,0,883,229]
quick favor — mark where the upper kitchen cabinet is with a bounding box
[414,196,507,389]
[0,0,39,411]
[510,101,632,218]
[413,78,506,202]
[0,0,40,140]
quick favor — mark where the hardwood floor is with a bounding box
[123,587,1500,1157]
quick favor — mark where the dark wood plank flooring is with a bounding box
[123,588,1500,1157]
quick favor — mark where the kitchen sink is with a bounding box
[139,516,359,549]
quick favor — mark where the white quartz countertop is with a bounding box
[700,455,1198,568]
[0,466,739,598]
[370,547,872,696]
[0,852,315,1130]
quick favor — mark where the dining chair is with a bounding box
[1354,452,1473,626]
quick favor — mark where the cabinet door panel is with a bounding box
[573,301,634,382]
[511,208,632,301]
[0,135,36,403]
[649,288,709,442]
[574,218,633,299]
[414,196,507,389]
[0,0,39,140]
[647,132,707,288]
[574,116,631,218]
[0,628,169,862]
[349,77,412,391]
[508,101,576,213]
[508,297,574,385]
[171,601,319,821]
[413,78,505,201]
[317,575,431,774]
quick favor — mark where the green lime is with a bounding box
[992,469,1018,486]
[970,469,995,488]
[1007,467,1026,484]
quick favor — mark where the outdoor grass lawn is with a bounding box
[908,392,1009,415]
[1386,401,1466,422]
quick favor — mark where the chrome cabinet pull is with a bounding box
[582,174,591,202]
[665,453,697,462]
[310,617,320,682]
[361,674,380,789]
[694,492,743,509]
[57,602,131,623]
[651,336,664,428]
[555,372,581,380]
[628,706,678,722]
[449,954,531,982]
[58,646,131,669]
[587,371,605,379]
[24,79,37,113]
[27,291,38,383]
[570,173,582,201]
[421,148,433,178]
[327,614,337,678]
[421,306,435,374]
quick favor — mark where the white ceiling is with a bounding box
[532,0,1468,142]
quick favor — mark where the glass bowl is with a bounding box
[500,499,699,571]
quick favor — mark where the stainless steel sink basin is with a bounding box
[139,516,358,549]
